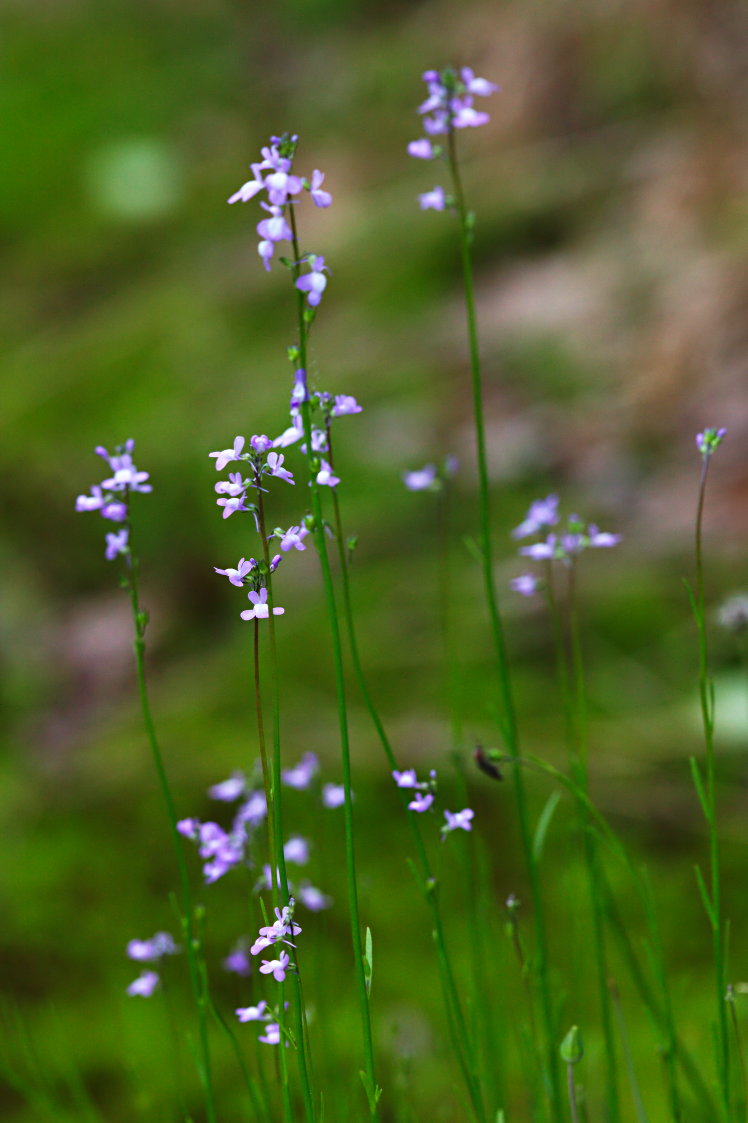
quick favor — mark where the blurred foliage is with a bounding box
[3,0,748,1118]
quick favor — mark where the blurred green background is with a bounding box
[3,0,748,1118]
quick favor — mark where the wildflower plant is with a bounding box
[66,66,742,1123]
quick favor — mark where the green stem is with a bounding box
[693,455,729,1114]
[446,126,561,1121]
[288,206,379,1118]
[124,521,216,1123]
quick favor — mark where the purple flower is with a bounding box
[588,526,621,548]
[408,138,437,159]
[216,494,248,519]
[284,836,310,865]
[316,459,340,488]
[419,186,446,211]
[234,790,267,829]
[443,808,474,833]
[512,495,559,539]
[393,769,419,789]
[309,169,332,207]
[241,588,285,621]
[297,881,332,910]
[331,394,362,417]
[224,942,252,977]
[127,970,160,997]
[322,782,346,808]
[251,434,273,453]
[208,772,246,802]
[282,752,319,789]
[259,950,291,982]
[177,817,200,839]
[520,536,556,560]
[295,255,328,307]
[696,427,727,457]
[105,529,129,560]
[408,791,434,813]
[258,1022,281,1045]
[412,66,498,145]
[265,451,295,485]
[228,164,267,206]
[236,1000,268,1022]
[101,456,152,494]
[403,464,438,491]
[214,557,255,586]
[127,932,178,962]
[511,573,539,597]
[279,525,310,552]
[210,436,245,472]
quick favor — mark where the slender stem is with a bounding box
[693,453,730,1114]
[566,1064,580,1123]
[446,126,561,1121]
[288,206,379,1118]
[125,522,216,1123]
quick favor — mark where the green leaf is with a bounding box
[363,926,373,997]
[533,790,561,863]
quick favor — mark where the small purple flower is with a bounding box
[279,525,310,552]
[214,557,256,586]
[309,169,332,208]
[403,464,438,491]
[408,138,437,159]
[177,817,200,839]
[392,769,419,789]
[588,526,621,548]
[259,950,291,982]
[127,970,160,997]
[297,881,332,911]
[258,1022,281,1045]
[511,573,539,597]
[282,752,319,789]
[209,436,245,472]
[519,536,556,560]
[127,932,178,962]
[284,836,310,865]
[208,772,247,802]
[408,791,434,813]
[236,1000,268,1022]
[265,451,295,485]
[234,790,267,828]
[228,164,266,206]
[696,427,727,457]
[331,394,362,417]
[295,255,328,308]
[443,808,474,833]
[322,782,346,808]
[105,529,129,560]
[240,588,285,621]
[224,942,252,977]
[419,186,446,211]
[316,459,340,488]
[512,495,559,539]
[216,494,248,519]
[251,434,274,453]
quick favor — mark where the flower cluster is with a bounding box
[75,440,151,559]
[510,495,621,596]
[126,931,179,997]
[233,900,303,1046]
[227,134,332,306]
[696,427,726,459]
[408,66,499,211]
[392,768,474,837]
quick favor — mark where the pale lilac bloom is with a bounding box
[409,791,434,813]
[224,942,252,977]
[403,464,438,491]
[393,769,419,789]
[217,494,248,519]
[511,573,539,597]
[291,372,309,407]
[258,1022,281,1045]
[309,169,332,207]
[588,526,621,548]
[265,451,294,484]
[236,1000,268,1022]
[177,817,200,839]
[105,529,129,560]
[256,906,302,948]
[279,525,310,552]
[316,459,340,487]
[256,202,293,243]
[331,394,362,417]
[101,456,151,493]
[209,436,245,472]
[208,772,246,802]
[512,495,559,539]
[282,752,319,789]
[520,536,556,560]
[295,255,328,307]
[228,163,267,205]
[297,882,332,911]
[215,472,247,497]
[264,168,303,206]
[419,186,446,211]
[443,808,474,832]
[274,417,305,448]
[214,557,255,586]
[241,588,285,621]
[260,951,291,982]
[322,783,346,808]
[76,485,106,512]
[127,970,160,997]
[408,138,436,159]
[234,790,267,828]
[251,434,273,453]
[127,932,178,962]
[462,67,500,97]
[284,836,310,865]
